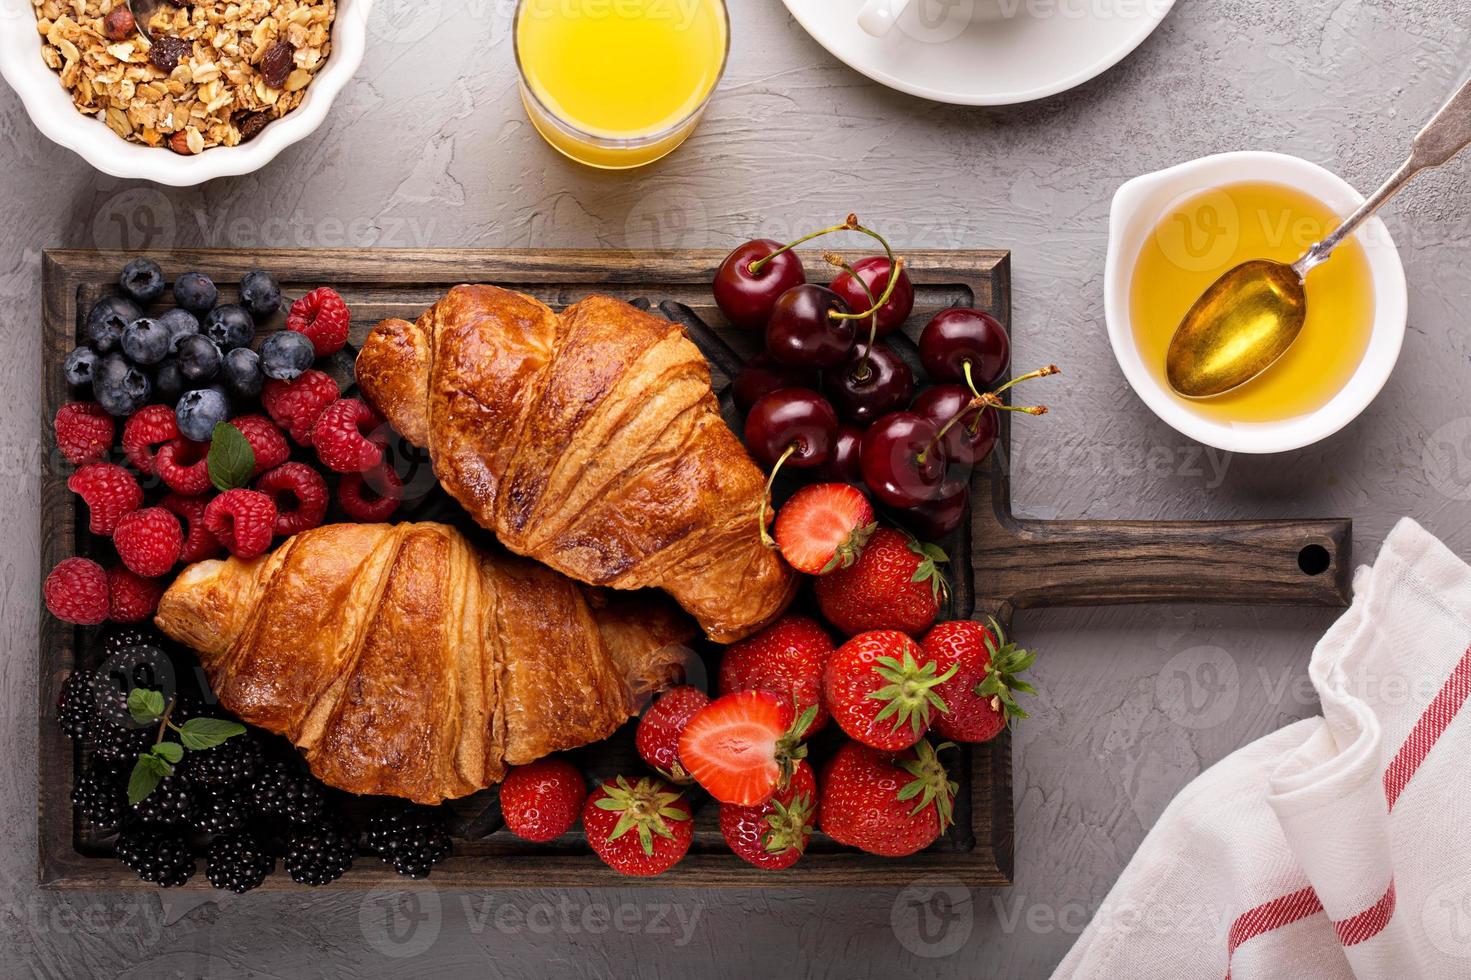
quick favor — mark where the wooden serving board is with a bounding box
[38,248,1352,890]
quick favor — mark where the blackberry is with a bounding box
[246,761,326,826]
[181,731,262,787]
[116,827,195,887]
[189,787,249,835]
[58,670,97,739]
[284,821,357,886]
[365,804,453,879]
[206,833,275,893]
[71,762,126,828]
[99,624,168,661]
[88,718,153,764]
[128,775,194,827]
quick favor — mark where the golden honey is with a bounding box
[1130,181,1376,422]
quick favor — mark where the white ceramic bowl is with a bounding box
[0,0,372,185]
[1104,151,1408,455]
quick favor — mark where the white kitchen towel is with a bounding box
[1053,517,1471,980]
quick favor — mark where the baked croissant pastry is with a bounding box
[355,286,799,644]
[154,522,694,804]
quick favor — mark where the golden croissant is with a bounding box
[355,286,798,643]
[154,522,695,804]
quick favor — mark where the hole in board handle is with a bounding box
[1298,544,1331,576]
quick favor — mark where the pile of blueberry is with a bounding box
[67,259,317,439]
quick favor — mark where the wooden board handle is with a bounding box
[973,514,1353,612]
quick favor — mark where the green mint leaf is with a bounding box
[207,422,255,492]
[177,717,247,751]
[126,755,167,805]
[152,741,184,764]
[127,688,165,725]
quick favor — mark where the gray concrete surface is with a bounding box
[3,0,1471,976]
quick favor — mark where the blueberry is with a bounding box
[176,387,230,442]
[63,347,99,388]
[118,258,166,305]
[92,353,152,417]
[121,317,171,365]
[157,308,200,352]
[222,347,265,399]
[176,334,223,383]
[259,330,315,381]
[239,271,282,320]
[204,304,255,351]
[85,296,142,353]
[173,271,218,314]
[154,358,185,402]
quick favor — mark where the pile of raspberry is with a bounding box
[46,285,408,627]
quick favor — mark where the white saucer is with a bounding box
[780,0,1176,106]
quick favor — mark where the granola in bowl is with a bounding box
[32,0,335,153]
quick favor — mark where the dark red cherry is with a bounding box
[714,240,807,331]
[859,411,948,509]
[919,308,1010,386]
[911,384,999,467]
[732,353,820,413]
[744,388,838,468]
[811,424,864,484]
[826,343,915,426]
[907,476,970,539]
[766,285,855,368]
[830,256,915,337]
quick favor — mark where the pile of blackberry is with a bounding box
[63,625,457,890]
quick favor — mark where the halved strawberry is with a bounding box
[678,690,815,806]
[773,483,876,575]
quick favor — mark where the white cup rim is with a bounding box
[1103,151,1408,455]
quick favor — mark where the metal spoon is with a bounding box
[127,0,164,42]
[1166,73,1471,399]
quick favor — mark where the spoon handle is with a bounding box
[1295,73,1471,278]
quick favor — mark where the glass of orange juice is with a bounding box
[514,0,730,170]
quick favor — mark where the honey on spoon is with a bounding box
[1167,75,1471,398]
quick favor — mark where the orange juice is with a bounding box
[515,0,730,169]
[1130,181,1376,422]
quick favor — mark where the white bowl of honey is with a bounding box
[1104,152,1408,454]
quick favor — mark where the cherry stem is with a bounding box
[758,443,799,549]
[962,360,981,399]
[827,222,903,324]
[921,364,1061,459]
[748,214,865,276]
[825,252,879,380]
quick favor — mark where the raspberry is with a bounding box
[54,403,115,466]
[286,287,351,357]
[121,405,178,475]
[312,399,385,473]
[67,463,142,535]
[44,558,110,625]
[262,370,339,446]
[338,462,403,522]
[230,415,290,475]
[108,566,164,623]
[204,489,277,559]
[155,438,212,496]
[112,507,183,577]
[161,493,223,564]
[255,463,329,536]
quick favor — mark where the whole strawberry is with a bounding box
[635,686,710,783]
[718,615,833,737]
[813,528,948,637]
[819,739,957,858]
[500,757,586,843]
[719,759,816,871]
[583,775,693,877]
[823,630,955,750]
[924,619,1036,743]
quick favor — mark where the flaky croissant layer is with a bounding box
[356,286,799,643]
[155,522,694,803]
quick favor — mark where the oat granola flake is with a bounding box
[31,0,336,153]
